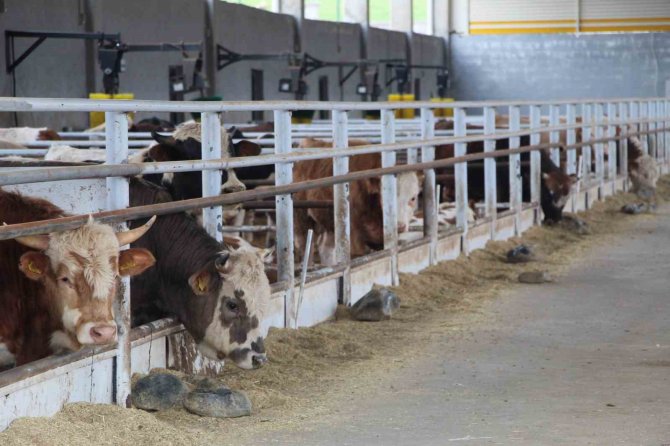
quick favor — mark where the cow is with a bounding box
[0,189,155,366]
[148,121,252,198]
[44,145,148,164]
[293,138,420,265]
[129,117,175,133]
[129,178,272,369]
[627,133,659,202]
[435,136,576,223]
[0,127,61,145]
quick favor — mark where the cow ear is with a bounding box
[188,268,213,295]
[234,140,262,157]
[148,144,181,162]
[19,251,50,281]
[118,248,156,277]
[260,247,275,264]
[180,138,203,159]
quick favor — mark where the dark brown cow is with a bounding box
[129,178,272,369]
[435,137,576,223]
[293,138,420,265]
[0,189,155,366]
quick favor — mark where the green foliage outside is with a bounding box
[232,0,427,25]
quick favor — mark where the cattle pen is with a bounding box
[0,96,668,430]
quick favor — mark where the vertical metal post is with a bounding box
[105,111,131,408]
[200,112,223,242]
[508,105,522,234]
[648,100,657,159]
[639,100,648,154]
[582,103,592,178]
[453,107,469,247]
[665,99,670,163]
[406,129,419,165]
[657,99,665,162]
[529,105,542,223]
[606,102,617,182]
[549,104,560,165]
[483,106,497,238]
[593,102,605,184]
[566,104,577,175]
[381,109,399,286]
[273,110,296,327]
[420,107,438,265]
[619,102,629,179]
[332,110,351,305]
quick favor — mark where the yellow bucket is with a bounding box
[89,93,135,128]
[401,94,415,119]
[430,97,454,117]
[388,93,403,119]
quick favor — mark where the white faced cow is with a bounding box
[0,189,156,365]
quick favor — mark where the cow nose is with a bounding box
[90,324,117,344]
[252,353,268,368]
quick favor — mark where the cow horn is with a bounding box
[15,233,50,250]
[151,130,176,146]
[214,251,231,274]
[116,216,157,246]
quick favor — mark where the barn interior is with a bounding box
[1,0,669,443]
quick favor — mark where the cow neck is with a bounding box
[0,189,68,364]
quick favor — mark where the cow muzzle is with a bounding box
[252,353,268,369]
[88,324,116,345]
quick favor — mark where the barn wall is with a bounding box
[410,33,445,100]
[449,33,670,101]
[301,19,362,105]
[0,0,89,129]
[88,0,206,122]
[210,2,295,123]
[367,27,408,98]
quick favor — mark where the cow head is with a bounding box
[184,242,273,369]
[358,171,421,246]
[542,171,578,222]
[16,218,156,352]
[397,171,421,233]
[149,130,261,198]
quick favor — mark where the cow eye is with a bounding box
[60,277,71,285]
[226,301,238,312]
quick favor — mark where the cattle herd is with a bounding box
[0,112,659,374]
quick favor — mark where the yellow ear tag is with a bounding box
[197,276,207,292]
[28,261,42,274]
[119,260,136,272]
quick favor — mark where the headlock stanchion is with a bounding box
[0,96,668,429]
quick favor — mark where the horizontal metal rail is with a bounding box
[0,142,556,239]
[1,96,667,113]
[0,117,658,187]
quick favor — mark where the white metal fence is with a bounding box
[0,96,668,430]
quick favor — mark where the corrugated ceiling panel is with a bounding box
[470,0,669,34]
[581,0,669,20]
[470,0,574,22]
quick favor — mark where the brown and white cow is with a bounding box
[0,189,155,366]
[0,127,61,145]
[627,133,659,201]
[129,178,272,369]
[293,138,420,265]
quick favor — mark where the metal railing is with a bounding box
[0,95,668,408]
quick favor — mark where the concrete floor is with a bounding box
[242,211,670,445]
